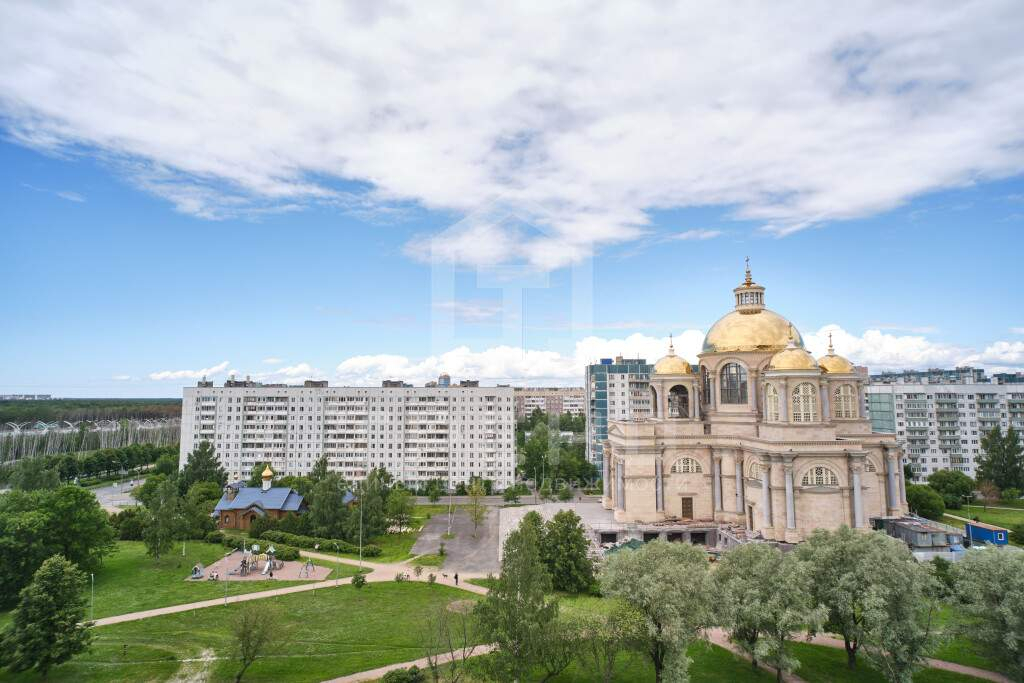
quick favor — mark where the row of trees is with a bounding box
[474,520,1024,683]
[519,422,596,487]
[0,442,176,487]
[517,408,586,438]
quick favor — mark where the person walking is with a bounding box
[454,572,459,586]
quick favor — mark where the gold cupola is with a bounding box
[653,335,693,375]
[768,327,818,370]
[818,333,855,373]
[702,260,804,354]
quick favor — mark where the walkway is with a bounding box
[321,645,497,683]
[91,552,488,627]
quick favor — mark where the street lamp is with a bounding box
[90,573,94,622]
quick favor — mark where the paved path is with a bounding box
[321,645,497,683]
[411,508,500,575]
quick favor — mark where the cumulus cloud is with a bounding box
[802,325,969,371]
[671,230,722,241]
[111,374,133,381]
[2,2,1023,267]
[149,360,230,381]
[261,357,283,365]
[961,341,1024,367]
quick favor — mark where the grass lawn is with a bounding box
[311,505,456,564]
[0,582,480,683]
[0,541,361,622]
[466,577,497,590]
[947,505,1024,529]
[412,553,445,567]
[788,642,990,683]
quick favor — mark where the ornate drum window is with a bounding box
[832,384,857,419]
[650,386,659,417]
[765,383,780,422]
[668,385,689,418]
[801,466,839,487]
[791,382,818,422]
[670,457,703,474]
[701,366,712,407]
[720,363,748,404]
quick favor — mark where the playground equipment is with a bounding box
[189,562,204,580]
[298,559,315,578]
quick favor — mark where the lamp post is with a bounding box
[332,543,340,586]
[358,484,364,570]
[90,573,94,622]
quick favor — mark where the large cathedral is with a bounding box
[601,264,908,542]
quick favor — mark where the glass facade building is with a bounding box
[585,356,652,471]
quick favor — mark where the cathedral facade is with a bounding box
[601,265,908,543]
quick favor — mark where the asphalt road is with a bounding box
[412,506,500,575]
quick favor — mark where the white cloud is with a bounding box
[671,230,722,241]
[802,325,968,371]
[433,300,503,322]
[22,183,85,203]
[1010,327,1024,335]
[961,341,1024,367]
[261,357,284,365]
[149,360,230,381]
[111,374,133,381]
[2,3,1022,267]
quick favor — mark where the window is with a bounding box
[668,385,689,418]
[701,366,712,407]
[720,363,748,404]
[670,457,703,474]
[801,466,839,487]
[864,460,877,472]
[792,383,818,422]
[833,384,857,419]
[765,384,780,422]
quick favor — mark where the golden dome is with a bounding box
[261,465,274,479]
[653,335,693,375]
[818,333,854,373]
[702,309,804,354]
[769,346,818,370]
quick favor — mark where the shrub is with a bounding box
[382,666,425,683]
[258,530,383,557]
[110,507,145,541]
[352,573,367,589]
[439,541,446,557]
[413,564,424,577]
[395,572,408,582]
[248,515,279,539]
[1010,523,1024,547]
[1002,487,1022,501]
[205,531,224,544]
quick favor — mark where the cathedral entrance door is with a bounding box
[680,497,693,520]
[746,504,754,530]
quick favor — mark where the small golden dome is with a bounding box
[653,335,693,375]
[769,331,818,370]
[818,333,854,373]
[261,465,274,479]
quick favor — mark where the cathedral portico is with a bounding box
[601,264,907,542]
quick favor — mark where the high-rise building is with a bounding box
[585,356,653,468]
[866,368,1024,481]
[514,387,585,419]
[180,379,516,489]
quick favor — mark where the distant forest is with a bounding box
[0,399,182,423]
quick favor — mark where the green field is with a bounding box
[0,582,478,683]
[311,505,453,563]
[787,642,986,683]
[3,541,361,623]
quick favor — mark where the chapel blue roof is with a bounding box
[213,486,305,513]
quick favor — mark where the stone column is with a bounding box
[690,382,697,419]
[821,380,831,422]
[898,454,907,505]
[858,383,867,419]
[779,379,789,422]
[615,461,625,511]
[850,463,864,527]
[748,369,758,412]
[735,453,745,513]
[886,452,899,513]
[713,453,723,512]
[761,461,772,527]
[655,458,664,512]
[784,462,796,529]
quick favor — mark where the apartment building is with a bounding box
[585,356,653,468]
[866,367,1024,482]
[514,387,585,420]
[180,378,516,490]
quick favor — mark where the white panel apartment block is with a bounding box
[180,383,516,489]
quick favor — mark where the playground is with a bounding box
[191,549,334,582]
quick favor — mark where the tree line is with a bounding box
[0,442,177,486]
[0,398,181,423]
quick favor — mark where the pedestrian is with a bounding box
[454,572,459,586]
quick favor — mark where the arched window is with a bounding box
[792,383,818,422]
[864,460,877,473]
[700,366,712,408]
[668,385,689,418]
[765,384,780,422]
[832,384,857,419]
[746,460,762,479]
[670,457,703,474]
[720,363,748,404]
[650,386,659,418]
[801,466,839,487]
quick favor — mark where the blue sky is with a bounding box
[1,2,1023,397]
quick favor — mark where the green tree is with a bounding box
[542,509,595,594]
[153,453,178,477]
[503,486,521,504]
[906,484,945,520]
[142,477,185,560]
[307,473,351,539]
[474,515,557,682]
[926,470,974,510]
[347,468,392,540]
[233,603,278,682]
[309,453,329,483]
[423,478,444,502]
[556,482,573,501]
[134,473,169,507]
[9,458,59,491]
[717,543,825,681]
[978,425,1024,490]
[568,600,645,683]
[386,486,414,532]
[952,549,1024,680]
[48,486,116,571]
[467,479,488,538]
[1,555,92,678]
[539,480,553,501]
[247,462,272,487]
[0,492,58,608]
[179,440,226,492]
[600,541,714,683]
